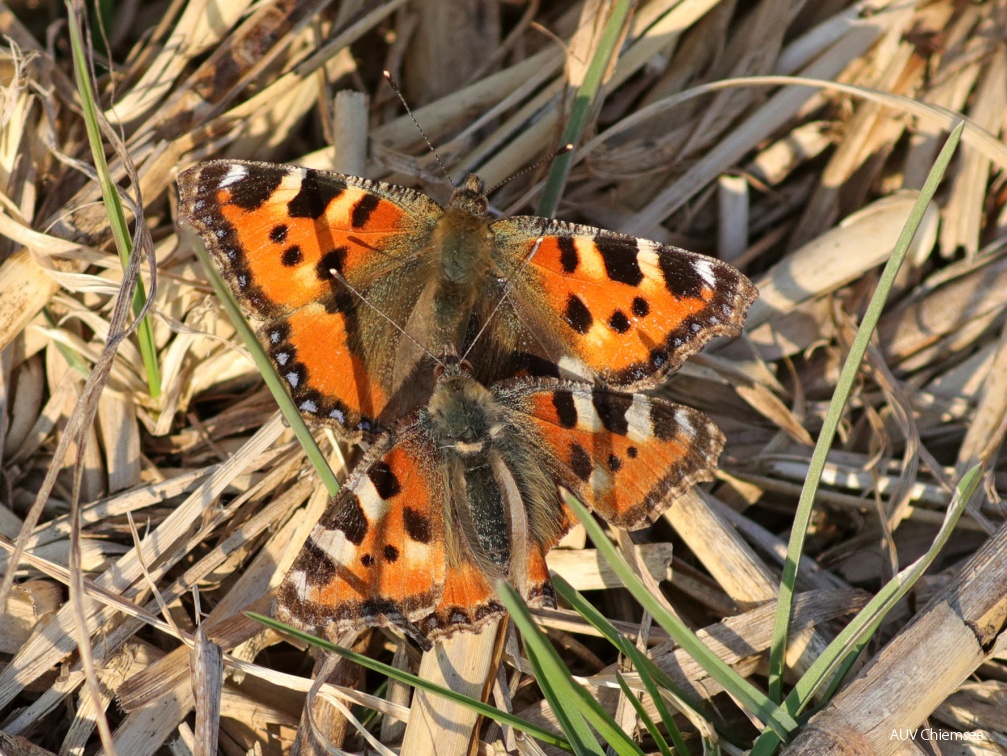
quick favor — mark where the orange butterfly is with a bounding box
[177,161,756,440]
[277,357,725,648]
[177,159,756,645]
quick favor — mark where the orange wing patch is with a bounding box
[277,433,446,638]
[519,383,726,529]
[264,302,386,433]
[492,220,758,389]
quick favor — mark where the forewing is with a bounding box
[489,218,757,389]
[277,427,446,636]
[499,379,725,529]
[178,160,443,436]
[178,160,441,317]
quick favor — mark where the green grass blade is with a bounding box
[750,464,980,756]
[188,237,340,497]
[553,574,701,753]
[561,493,798,739]
[499,582,639,755]
[247,612,574,752]
[537,0,635,217]
[765,121,965,704]
[66,0,161,398]
[615,672,673,756]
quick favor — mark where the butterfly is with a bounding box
[276,356,726,649]
[176,160,757,440]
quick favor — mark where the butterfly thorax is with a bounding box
[423,371,504,456]
[436,174,492,284]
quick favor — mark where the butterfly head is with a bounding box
[448,173,489,218]
[425,371,505,456]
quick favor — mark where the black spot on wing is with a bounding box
[592,391,633,436]
[327,493,368,546]
[564,294,593,334]
[351,193,381,229]
[608,454,622,472]
[651,404,679,441]
[281,245,302,266]
[368,460,402,499]
[403,507,432,543]
[569,443,593,482]
[361,554,374,567]
[270,224,288,243]
[383,545,399,562]
[324,290,356,315]
[608,310,631,333]
[552,391,577,428]
[558,237,579,273]
[222,165,284,211]
[596,236,643,286]
[632,296,650,317]
[658,250,706,299]
[288,169,344,219]
[316,247,348,280]
[627,446,638,458]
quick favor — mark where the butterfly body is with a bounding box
[277,360,725,646]
[177,160,757,441]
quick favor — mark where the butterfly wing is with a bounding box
[496,379,725,529]
[178,160,445,437]
[486,218,757,390]
[277,426,447,641]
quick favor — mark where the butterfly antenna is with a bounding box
[460,235,547,363]
[383,70,453,187]
[326,267,444,369]
[487,143,574,195]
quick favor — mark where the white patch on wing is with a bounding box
[574,237,606,279]
[407,541,432,562]
[588,466,613,494]
[285,569,308,598]
[218,164,248,189]
[357,477,392,522]
[572,392,602,432]
[624,398,654,442]
[310,528,349,562]
[636,239,662,274]
[557,355,592,381]
[694,258,717,288]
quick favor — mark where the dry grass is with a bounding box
[0,0,1005,753]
